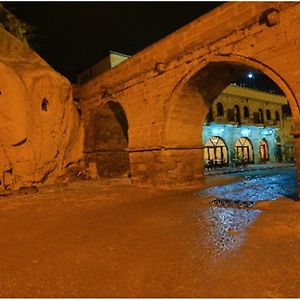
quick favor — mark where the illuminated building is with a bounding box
[203,85,295,167]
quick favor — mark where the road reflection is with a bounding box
[197,168,296,256]
[202,207,261,256]
[199,168,297,201]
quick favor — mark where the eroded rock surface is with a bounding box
[0,26,83,190]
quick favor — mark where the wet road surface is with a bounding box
[0,167,299,297]
[200,166,297,201]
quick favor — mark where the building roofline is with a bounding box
[109,50,131,58]
[223,85,287,105]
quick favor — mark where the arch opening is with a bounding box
[84,101,130,178]
[164,58,297,193]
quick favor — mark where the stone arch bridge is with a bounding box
[76,2,300,189]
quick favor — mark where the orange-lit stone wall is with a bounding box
[77,2,300,189]
[0,27,83,189]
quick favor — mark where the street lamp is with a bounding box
[247,72,254,79]
[247,72,255,88]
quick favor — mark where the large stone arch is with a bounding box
[164,54,299,142]
[162,54,300,186]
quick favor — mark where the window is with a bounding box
[243,106,250,118]
[260,139,269,162]
[275,110,280,121]
[266,109,271,120]
[258,108,264,123]
[234,137,254,163]
[204,136,228,166]
[233,105,241,123]
[216,102,224,116]
[282,104,292,117]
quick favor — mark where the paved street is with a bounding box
[0,168,300,297]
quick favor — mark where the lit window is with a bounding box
[234,137,253,163]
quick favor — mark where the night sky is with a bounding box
[4,2,282,94]
[5,2,223,82]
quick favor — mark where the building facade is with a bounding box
[202,85,295,168]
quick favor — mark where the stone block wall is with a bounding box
[77,2,300,189]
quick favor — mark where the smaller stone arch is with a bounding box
[84,100,130,178]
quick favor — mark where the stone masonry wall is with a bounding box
[77,2,300,188]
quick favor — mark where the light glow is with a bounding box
[212,126,224,135]
[241,128,250,136]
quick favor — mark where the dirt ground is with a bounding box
[0,177,300,297]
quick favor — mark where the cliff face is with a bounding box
[0,26,83,189]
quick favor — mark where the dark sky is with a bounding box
[4,2,224,82]
[4,1,283,95]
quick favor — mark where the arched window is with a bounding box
[234,137,254,163]
[260,139,269,162]
[266,109,271,120]
[275,110,280,121]
[233,105,241,123]
[243,106,250,118]
[204,136,228,167]
[258,108,264,123]
[216,102,224,116]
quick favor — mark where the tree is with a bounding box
[0,3,33,47]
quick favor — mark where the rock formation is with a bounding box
[0,26,83,190]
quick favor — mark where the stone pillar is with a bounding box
[292,131,300,198]
[129,146,204,188]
